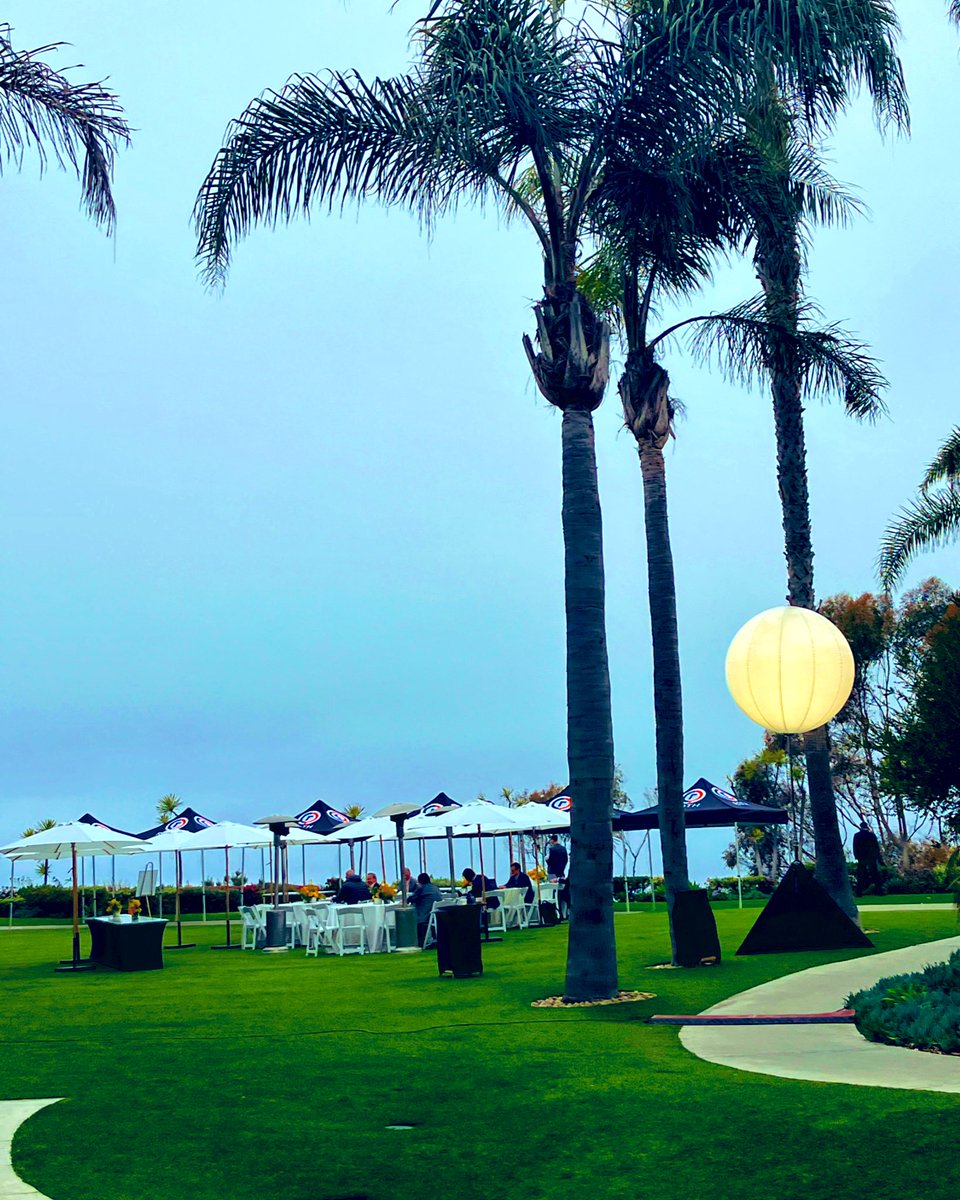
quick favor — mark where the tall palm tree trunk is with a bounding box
[561,408,618,1001]
[757,222,859,922]
[622,357,690,962]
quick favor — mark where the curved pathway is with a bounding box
[0,1099,62,1198]
[680,936,960,1093]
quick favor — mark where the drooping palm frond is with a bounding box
[661,294,887,418]
[0,25,129,232]
[950,1,960,25]
[921,426,960,492]
[194,69,509,285]
[648,0,908,134]
[878,491,960,589]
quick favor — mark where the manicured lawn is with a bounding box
[2,907,958,1200]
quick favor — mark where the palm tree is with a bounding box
[0,24,129,230]
[156,794,181,826]
[195,0,648,999]
[583,106,885,957]
[879,428,960,588]
[344,804,365,820]
[640,0,907,920]
[20,817,57,884]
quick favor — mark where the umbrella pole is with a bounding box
[623,836,631,914]
[168,849,195,950]
[211,846,240,949]
[80,856,85,920]
[735,823,743,909]
[477,823,500,942]
[379,836,387,885]
[201,851,207,924]
[647,834,656,910]
[158,851,163,921]
[301,844,306,887]
[349,840,356,872]
[282,841,289,902]
[55,843,93,972]
[446,827,456,896]
[91,857,97,916]
[8,859,13,927]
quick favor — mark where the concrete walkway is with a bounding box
[0,1100,61,1198]
[681,936,960,1093]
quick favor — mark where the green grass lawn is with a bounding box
[2,908,958,1200]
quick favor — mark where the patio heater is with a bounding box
[254,814,296,953]
[372,801,431,952]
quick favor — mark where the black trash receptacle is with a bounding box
[436,905,483,977]
[671,889,721,967]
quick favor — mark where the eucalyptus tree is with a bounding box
[879,428,960,588]
[194,0,733,999]
[0,24,129,231]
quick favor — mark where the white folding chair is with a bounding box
[285,902,309,948]
[485,890,508,934]
[239,905,266,950]
[500,888,528,930]
[336,907,366,955]
[304,910,323,957]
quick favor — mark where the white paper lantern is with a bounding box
[725,606,855,734]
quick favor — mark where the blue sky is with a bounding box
[1,1,957,884]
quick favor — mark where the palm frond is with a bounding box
[652,0,908,134]
[950,1,960,26]
[921,426,960,492]
[0,24,129,232]
[878,491,960,588]
[669,295,887,418]
[194,68,507,285]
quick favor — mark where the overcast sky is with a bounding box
[1,1,957,883]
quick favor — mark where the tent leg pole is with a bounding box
[623,837,630,914]
[735,823,743,909]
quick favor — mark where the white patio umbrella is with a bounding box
[0,821,145,972]
[183,822,271,949]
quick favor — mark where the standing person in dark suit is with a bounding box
[546,835,568,880]
[852,822,884,896]
[337,870,372,904]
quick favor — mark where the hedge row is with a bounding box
[848,948,960,1055]
[0,884,272,918]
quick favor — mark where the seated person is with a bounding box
[408,872,442,946]
[505,862,534,904]
[364,872,379,892]
[402,866,416,896]
[461,867,499,909]
[337,869,372,904]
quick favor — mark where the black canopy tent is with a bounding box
[78,813,138,911]
[610,778,789,909]
[136,807,218,925]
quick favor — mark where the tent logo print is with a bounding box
[683,788,706,808]
[549,795,572,811]
[166,817,188,830]
[299,811,322,826]
[421,802,452,815]
[328,810,350,825]
[196,816,215,827]
[712,786,746,806]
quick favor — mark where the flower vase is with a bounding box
[111,914,121,923]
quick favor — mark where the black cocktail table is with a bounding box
[87,918,167,971]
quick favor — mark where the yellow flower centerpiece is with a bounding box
[376,882,397,902]
[128,898,142,921]
[299,884,322,902]
[106,897,122,922]
[529,866,546,882]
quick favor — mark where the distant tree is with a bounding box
[344,804,364,820]
[0,24,129,230]
[156,794,181,826]
[880,602,960,830]
[725,743,802,879]
[20,816,57,884]
[878,428,960,588]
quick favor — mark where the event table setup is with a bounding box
[87,914,168,971]
[0,820,146,972]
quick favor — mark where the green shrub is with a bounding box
[847,948,960,1054]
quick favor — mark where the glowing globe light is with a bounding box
[725,606,855,734]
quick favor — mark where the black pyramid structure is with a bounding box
[736,861,873,955]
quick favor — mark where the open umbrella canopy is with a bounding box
[137,807,218,839]
[406,800,529,838]
[293,799,354,836]
[0,821,145,860]
[612,777,789,832]
[319,816,397,843]
[182,821,271,850]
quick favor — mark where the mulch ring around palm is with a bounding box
[531,990,655,1008]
